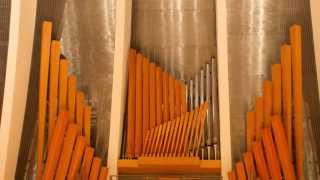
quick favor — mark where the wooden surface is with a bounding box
[118,158,221,174]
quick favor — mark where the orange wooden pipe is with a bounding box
[127,49,136,158]
[236,161,247,180]
[55,124,80,180]
[59,59,69,113]
[89,157,102,180]
[246,111,256,150]
[272,64,282,116]
[80,147,94,180]
[255,97,264,140]
[156,67,163,125]
[228,170,236,180]
[263,80,272,127]
[149,63,156,129]
[162,72,169,122]
[43,111,69,180]
[48,40,60,144]
[243,152,256,180]
[67,75,77,123]
[290,24,304,180]
[76,91,85,134]
[67,136,86,180]
[271,115,296,180]
[281,44,293,159]
[84,105,92,145]
[135,53,143,157]
[252,141,270,180]
[99,166,108,180]
[37,21,52,180]
[142,57,150,143]
[262,128,282,180]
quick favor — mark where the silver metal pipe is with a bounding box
[205,63,213,160]
[199,69,205,159]
[194,75,199,107]
[189,80,194,111]
[211,57,220,160]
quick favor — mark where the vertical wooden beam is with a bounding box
[0,0,37,177]
[180,83,187,115]
[290,24,304,180]
[281,44,293,158]
[37,21,53,180]
[48,40,60,143]
[263,80,272,127]
[216,0,232,175]
[108,0,133,175]
[127,49,136,158]
[272,115,296,180]
[228,171,236,180]
[272,64,282,116]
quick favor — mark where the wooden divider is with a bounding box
[67,76,77,123]
[149,63,156,129]
[84,105,92,145]
[255,97,264,140]
[156,67,163,125]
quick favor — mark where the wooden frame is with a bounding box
[310,0,320,99]
[0,0,38,178]
[216,0,233,178]
[107,0,133,176]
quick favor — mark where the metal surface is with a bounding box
[131,0,216,80]
[0,0,11,124]
[60,0,116,161]
[226,0,320,167]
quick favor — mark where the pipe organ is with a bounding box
[228,24,304,180]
